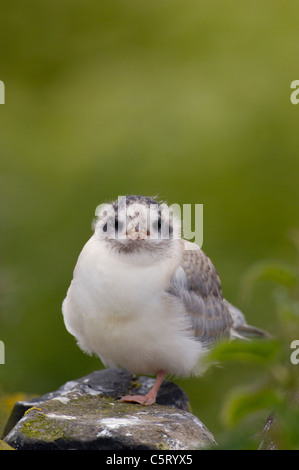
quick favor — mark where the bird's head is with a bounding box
[93,195,181,255]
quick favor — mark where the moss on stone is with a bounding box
[19,410,70,442]
[156,442,169,450]
[130,378,143,390]
[15,395,146,444]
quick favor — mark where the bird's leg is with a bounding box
[119,370,167,406]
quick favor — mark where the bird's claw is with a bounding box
[119,394,156,406]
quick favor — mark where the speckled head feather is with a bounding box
[113,195,160,208]
[93,195,178,255]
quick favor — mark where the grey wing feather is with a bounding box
[169,243,233,346]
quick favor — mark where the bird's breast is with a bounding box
[62,236,204,376]
[70,236,180,319]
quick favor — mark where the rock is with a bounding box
[2,368,216,450]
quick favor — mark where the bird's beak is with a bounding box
[127,221,148,240]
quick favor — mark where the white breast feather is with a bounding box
[62,235,206,377]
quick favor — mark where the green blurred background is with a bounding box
[1,0,299,442]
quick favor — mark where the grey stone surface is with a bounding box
[2,368,216,450]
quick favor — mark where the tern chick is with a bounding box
[62,195,267,405]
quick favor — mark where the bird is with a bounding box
[62,195,267,406]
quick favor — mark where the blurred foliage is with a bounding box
[0,391,33,437]
[208,230,299,449]
[0,0,299,446]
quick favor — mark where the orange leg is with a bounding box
[120,370,167,406]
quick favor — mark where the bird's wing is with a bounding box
[169,240,233,346]
[224,300,270,339]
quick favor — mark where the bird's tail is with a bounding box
[224,300,271,340]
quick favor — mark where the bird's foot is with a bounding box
[119,370,167,406]
[119,393,156,406]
